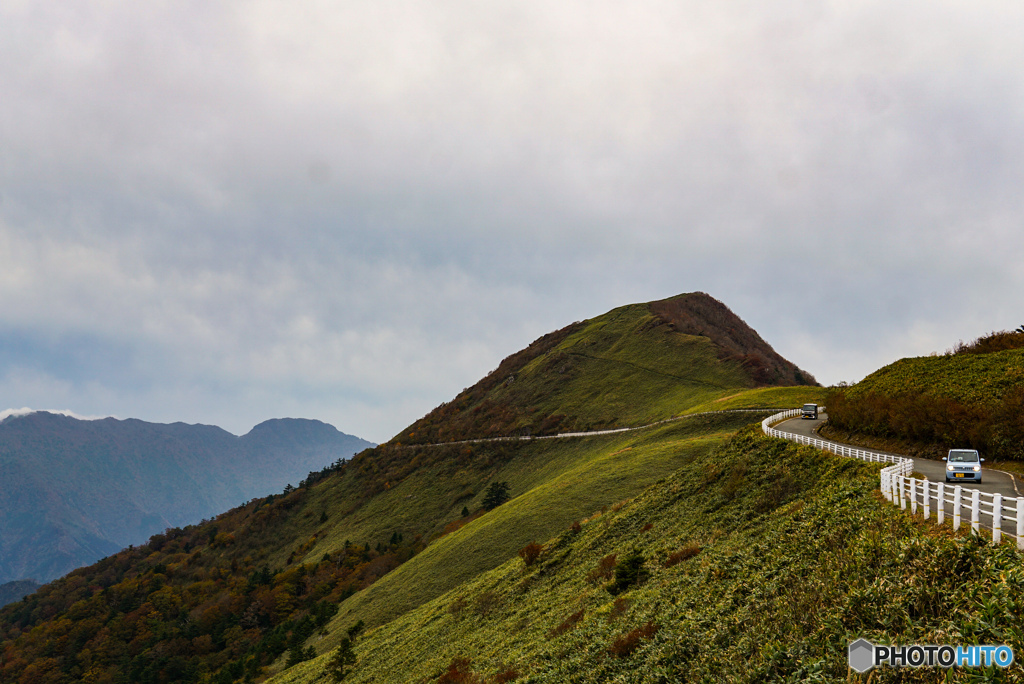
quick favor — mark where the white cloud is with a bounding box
[0,407,112,422]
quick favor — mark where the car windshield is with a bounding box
[949,451,979,462]
[803,404,816,410]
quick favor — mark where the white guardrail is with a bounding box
[763,408,1024,549]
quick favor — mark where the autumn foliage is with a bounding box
[826,386,1024,460]
[608,621,660,658]
[0,491,422,684]
[518,543,543,567]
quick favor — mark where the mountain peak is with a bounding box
[394,292,815,445]
[649,292,817,386]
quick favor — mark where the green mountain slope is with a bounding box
[0,293,820,684]
[844,348,1024,407]
[321,414,756,636]
[826,340,1024,460]
[274,429,1024,684]
[395,292,816,445]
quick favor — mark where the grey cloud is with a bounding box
[2,1,1024,440]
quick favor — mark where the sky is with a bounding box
[2,1,1023,443]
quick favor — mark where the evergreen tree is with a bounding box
[346,619,365,640]
[286,644,308,667]
[461,506,470,517]
[482,481,511,510]
[328,637,357,681]
[607,550,649,596]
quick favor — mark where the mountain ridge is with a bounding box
[0,413,374,586]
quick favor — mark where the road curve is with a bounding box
[777,412,1021,499]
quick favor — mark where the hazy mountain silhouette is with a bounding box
[0,412,373,585]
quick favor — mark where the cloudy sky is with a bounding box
[2,1,1022,442]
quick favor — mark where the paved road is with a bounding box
[776,412,1024,540]
[405,409,779,448]
[777,412,1021,498]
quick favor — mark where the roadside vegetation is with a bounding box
[826,330,1024,461]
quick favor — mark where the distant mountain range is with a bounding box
[0,580,39,607]
[0,412,374,588]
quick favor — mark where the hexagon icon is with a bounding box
[848,639,875,673]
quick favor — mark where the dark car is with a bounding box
[801,404,818,419]
[944,449,984,483]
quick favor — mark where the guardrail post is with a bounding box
[971,489,981,535]
[993,493,1003,545]
[953,486,962,530]
[936,483,945,525]
[923,481,930,520]
[1017,498,1024,551]
[899,476,906,510]
[910,478,917,515]
[882,470,890,502]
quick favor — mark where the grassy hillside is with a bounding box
[318,413,756,638]
[394,293,816,445]
[683,385,826,413]
[0,294,820,684]
[843,348,1024,407]
[274,429,1024,684]
[827,343,1024,460]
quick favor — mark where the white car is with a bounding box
[944,449,984,484]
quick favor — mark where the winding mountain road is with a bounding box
[776,412,1021,499]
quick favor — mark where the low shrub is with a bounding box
[448,597,468,615]
[474,590,502,617]
[587,554,617,584]
[547,608,585,637]
[518,543,543,567]
[663,543,701,568]
[608,621,660,658]
[608,597,631,621]
[438,657,481,684]
[606,551,649,596]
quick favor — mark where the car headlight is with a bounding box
[947,464,954,471]
[974,465,981,472]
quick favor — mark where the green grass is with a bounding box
[0,296,824,684]
[487,303,821,429]
[683,386,827,413]
[394,302,799,445]
[848,348,1024,407]
[272,429,1024,684]
[523,305,752,424]
[827,346,1024,461]
[306,414,761,647]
